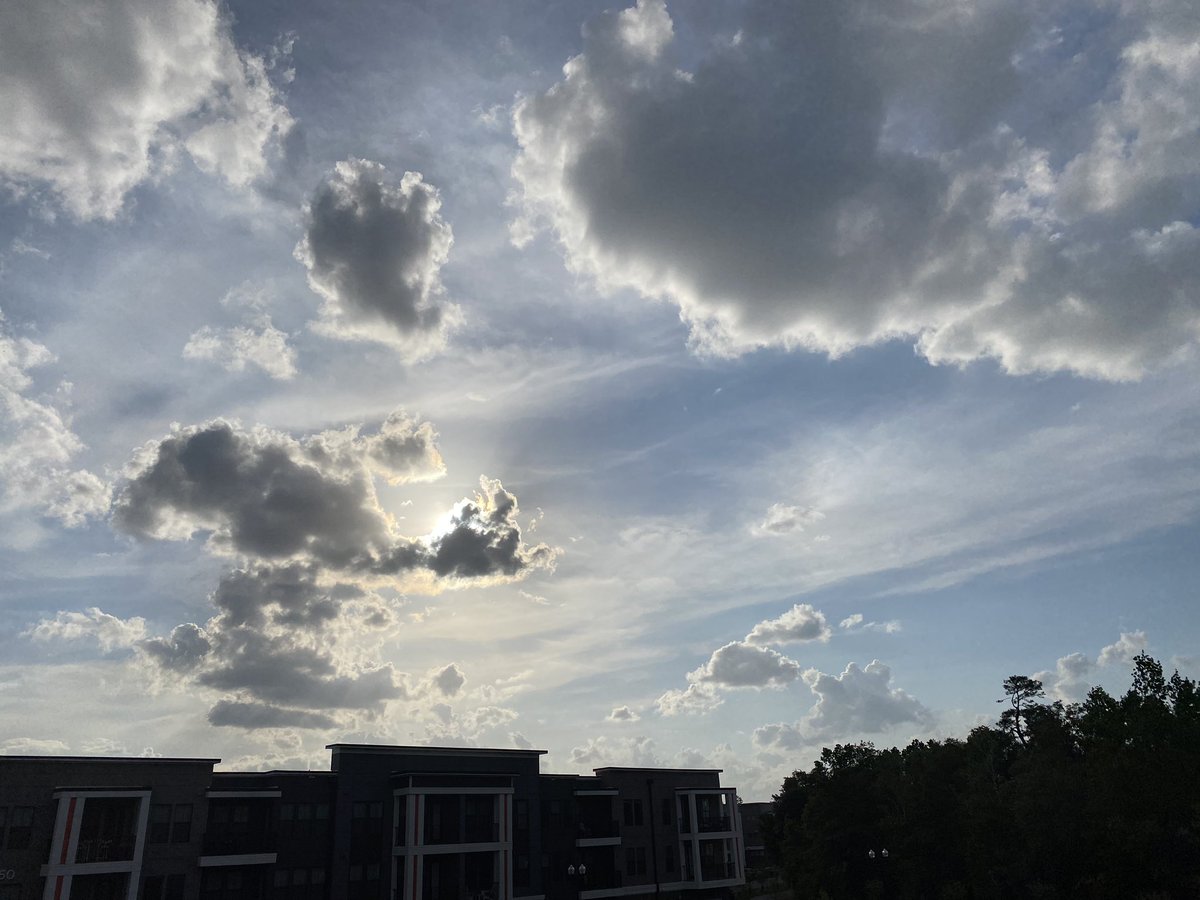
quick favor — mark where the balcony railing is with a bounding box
[700,862,737,881]
[696,816,732,833]
[576,820,619,839]
[463,820,500,844]
[201,834,277,856]
[75,839,135,864]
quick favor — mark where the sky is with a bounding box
[1,0,1198,800]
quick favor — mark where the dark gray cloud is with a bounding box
[512,0,1200,379]
[296,159,459,357]
[432,663,465,697]
[426,477,560,580]
[138,565,405,726]
[139,623,211,671]
[207,700,338,730]
[112,413,553,585]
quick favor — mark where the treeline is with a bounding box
[759,654,1200,899]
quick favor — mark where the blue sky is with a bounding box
[2,0,1198,798]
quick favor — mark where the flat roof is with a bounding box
[0,756,220,764]
[327,744,546,757]
[592,766,723,774]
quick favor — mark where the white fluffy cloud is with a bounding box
[184,319,297,380]
[1036,630,1151,700]
[512,0,1200,380]
[296,160,460,358]
[745,603,832,645]
[0,0,291,219]
[1098,630,1148,667]
[689,641,801,688]
[655,682,722,717]
[754,660,932,749]
[608,705,640,722]
[26,608,147,653]
[0,315,110,529]
[752,504,824,537]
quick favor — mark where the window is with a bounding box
[143,876,164,900]
[171,805,192,843]
[314,804,330,821]
[164,875,185,900]
[624,847,647,877]
[279,804,295,822]
[665,844,676,873]
[149,806,171,844]
[661,798,672,827]
[0,886,20,900]
[515,800,529,831]
[622,800,643,827]
[273,872,290,890]
[310,870,326,886]
[151,804,191,843]
[5,807,33,850]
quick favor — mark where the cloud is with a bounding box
[0,0,292,219]
[511,0,1200,380]
[570,735,661,768]
[430,664,466,697]
[136,564,407,726]
[510,732,534,750]
[184,319,297,380]
[0,314,110,529]
[745,603,832,645]
[296,160,460,358]
[608,705,640,722]
[752,504,824,537]
[1035,651,1094,703]
[1,738,71,755]
[839,614,901,635]
[26,608,147,653]
[754,660,933,749]
[1036,631,1150,701]
[689,641,801,689]
[207,700,338,730]
[1098,630,1148,667]
[111,412,554,586]
[655,682,722,717]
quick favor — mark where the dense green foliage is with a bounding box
[760,655,1200,899]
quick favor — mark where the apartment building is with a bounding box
[0,746,743,900]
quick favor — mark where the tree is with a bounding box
[997,675,1043,747]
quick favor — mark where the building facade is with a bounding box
[0,746,743,900]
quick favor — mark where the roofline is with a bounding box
[0,756,221,764]
[212,770,335,777]
[592,767,723,774]
[326,744,546,757]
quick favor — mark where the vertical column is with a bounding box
[500,794,511,900]
[43,796,82,900]
[687,795,700,885]
[126,796,151,900]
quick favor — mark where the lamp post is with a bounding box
[567,863,588,900]
[866,849,889,898]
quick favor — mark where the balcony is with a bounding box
[696,816,731,834]
[576,820,619,840]
[201,834,277,857]
[700,861,737,882]
[74,839,135,864]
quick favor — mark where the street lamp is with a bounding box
[566,865,588,877]
[867,849,888,859]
